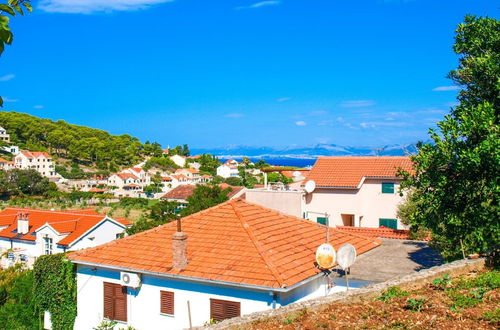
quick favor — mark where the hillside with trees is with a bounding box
[0,111,163,172]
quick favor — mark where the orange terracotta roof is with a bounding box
[0,157,8,162]
[304,156,413,188]
[187,155,201,159]
[162,184,244,200]
[162,177,173,181]
[162,185,196,200]
[130,167,143,173]
[336,226,415,240]
[68,199,381,289]
[175,168,199,174]
[115,173,138,180]
[88,188,106,193]
[172,174,189,180]
[0,208,130,246]
[20,151,51,159]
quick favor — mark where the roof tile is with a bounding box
[69,199,380,288]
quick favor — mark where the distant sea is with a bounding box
[218,157,316,168]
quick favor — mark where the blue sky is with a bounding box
[0,0,497,148]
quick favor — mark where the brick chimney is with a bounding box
[16,212,29,235]
[172,218,188,270]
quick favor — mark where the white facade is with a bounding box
[245,179,406,229]
[216,164,239,178]
[73,265,358,330]
[0,217,127,267]
[13,151,58,178]
[0,126,10,143]
[170,155,186,168]
[304,179,406,229]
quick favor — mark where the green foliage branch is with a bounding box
[398,15,500,261]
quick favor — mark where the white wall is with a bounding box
[74,266,274,330]
[245,189,303,218]
[70,219,125,250]
[74,266,361,330]
[304,179,406,229]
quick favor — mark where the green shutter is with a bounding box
[379,218,398,229]
[317,217,328,226]
[382,183,395,194]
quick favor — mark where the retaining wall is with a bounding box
[197,258,486,329]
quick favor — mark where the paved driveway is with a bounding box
[347,239,444,283]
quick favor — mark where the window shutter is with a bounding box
[160,291,174,315]
[103,282,127,322]
[103,282,114,319]
[114,285,128,322]
[210,299,240,322]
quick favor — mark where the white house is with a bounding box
[174,168,200,182]
[68,199,380,330]
[245,156,413,230]
[169,155,186,168]
[0,157,14,170]
[0,126,10,143]
[0,208,130,267]
[216,160,239,179]
[13,151,58,178]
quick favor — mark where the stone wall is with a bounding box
[197,258,486,330]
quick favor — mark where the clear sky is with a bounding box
[0,0,497,148]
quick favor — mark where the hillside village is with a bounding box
[0,3,497,330]
[0,114,496,329]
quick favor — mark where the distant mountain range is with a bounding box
[191,143,418,159]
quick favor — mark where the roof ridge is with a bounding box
[229,200,286,287]
[2,207,103,217]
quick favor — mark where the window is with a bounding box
[44,237,53,255]
[379,218,398,229]
[316,217,328,226]
[381,183,395,194]
[160,291,174,315]
[210,299,240,322]
[103,282,127,322]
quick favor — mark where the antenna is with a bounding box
[336,244,357,290]
[304,180,316,193]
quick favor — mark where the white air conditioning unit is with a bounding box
[120,272,141,288]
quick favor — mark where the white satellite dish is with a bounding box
[304,180,316,193]
[315,243,336,270]
[337,244,357,270]
[336,244,357,291]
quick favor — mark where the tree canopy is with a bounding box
[180,184,230,216]
[399,15,499,260]
[0,111,162,171]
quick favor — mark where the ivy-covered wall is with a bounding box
[33,253,77,330]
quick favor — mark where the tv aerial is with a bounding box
[336,244,357,290]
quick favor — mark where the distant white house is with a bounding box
[68,199,380,329]
[13,151,59,178]
[216,160,239,178]
[0,126,10,143]
[0,157,14,170]
[246,156,413,230]
[169,155,186,168]
[0,208,130,267]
